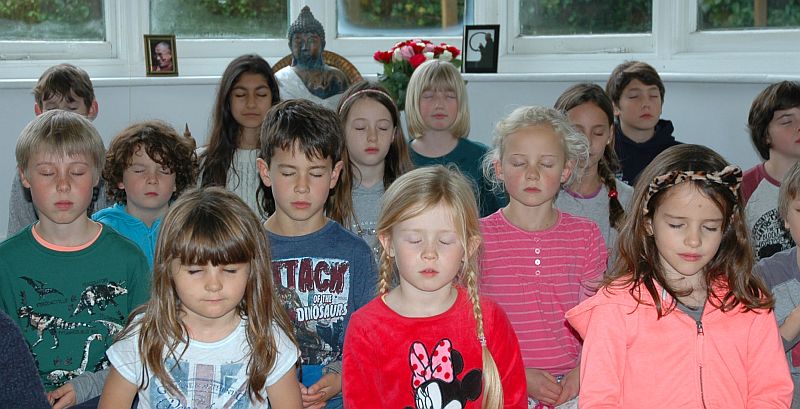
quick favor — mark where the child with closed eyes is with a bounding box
[567,144,793,408]
[336,80,414,258]
[199,54,280,215]
[554,83,632,267]
[480,106,606,409]
[99,187,301,409]
[405,60,506,217]
[342,165,527,408]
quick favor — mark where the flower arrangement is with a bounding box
[374,39,462,111]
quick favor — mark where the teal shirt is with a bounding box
[409,138,507,217]
[0,225,150,390]
[92,203,161,269]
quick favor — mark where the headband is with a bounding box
[338,89,397,115]
[642,165,742,215]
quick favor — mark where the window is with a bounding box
[519,0,651,35]
[698,0,800,30]
[0,0,796,78]
[337,0,472,37]
[149,0,288,39]
[0,0,105,40]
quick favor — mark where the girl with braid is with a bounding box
[480,106,606,409]
[554,83,633,267]
[342,166,527,408]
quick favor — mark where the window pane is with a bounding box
[338,0,471,37]
[698,0,800,30]
[519,0,652,36]
[150,0,288,39]
[0,0,104,40]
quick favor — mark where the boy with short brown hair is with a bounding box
[743,80,800,260]
[606,60,681,184]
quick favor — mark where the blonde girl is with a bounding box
[99,187,301,409]
[336,80,413,257]
[342,166,527,408]
[480,106,605,409]
[567,144,792,408]
[199,54,280,215]
[405,60,506,217]
[554,83,632,266]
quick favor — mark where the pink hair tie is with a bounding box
[608,189,618,199]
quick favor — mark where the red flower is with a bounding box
[410,42,424,54]
[433,46,445,55]
[447,46,460,58]
[373,50,392,63]
[409,54,427,69]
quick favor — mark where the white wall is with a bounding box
[0,73,791,238]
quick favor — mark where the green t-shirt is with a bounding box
[0,225,150,390]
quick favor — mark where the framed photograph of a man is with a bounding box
[144,35,178,76]
[463,25,499,73]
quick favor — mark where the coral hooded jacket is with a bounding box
[566,280,792,409]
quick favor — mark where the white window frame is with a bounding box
[500,0,799,75]
[0,0,797,79]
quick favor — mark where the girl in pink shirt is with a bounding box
[566,144,792,408]
[480,106,606,408]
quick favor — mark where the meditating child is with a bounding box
[336,80,413,258]
[7,63,107,236]
[567,144,792,408]
[480,106,605,408]
[405,59,506,217]
[99,188,301,408]
[257,99,377,409]
[199,54,281,215]
[554,83,632,266]
[0,110,149,407]
[743,80,800,260]
[756,160,800,409]
[93,120,197,268]
[606,60,681,185]
[342,166,527,408]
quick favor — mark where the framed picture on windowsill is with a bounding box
[144,34,178,76]
[463,25,499,73]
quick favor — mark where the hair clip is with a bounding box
[642,165,742,215]
[608,189,618,199]
[478,335,486,347]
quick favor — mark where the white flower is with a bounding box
[393,47,403,62]
[438,50,453,62]
[424,51,434,60]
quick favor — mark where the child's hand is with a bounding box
[780,304,800,344]
[48,383,76,409]
[554,367,579,406]
[301,373,341,409]
[526,368,562,406]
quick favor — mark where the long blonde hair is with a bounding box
[116,187,296,402]
[376,165,503,408]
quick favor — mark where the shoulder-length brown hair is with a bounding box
[607,144,772,317]
[335,80,414,227]
[115,187,296,403]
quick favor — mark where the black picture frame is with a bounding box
[463,25,499,73]
[144,34,178,76]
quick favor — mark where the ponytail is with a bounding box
[598,144,625,230]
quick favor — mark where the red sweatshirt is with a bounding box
[342,287,527,408]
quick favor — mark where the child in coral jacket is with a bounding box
[567,144,792,409]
